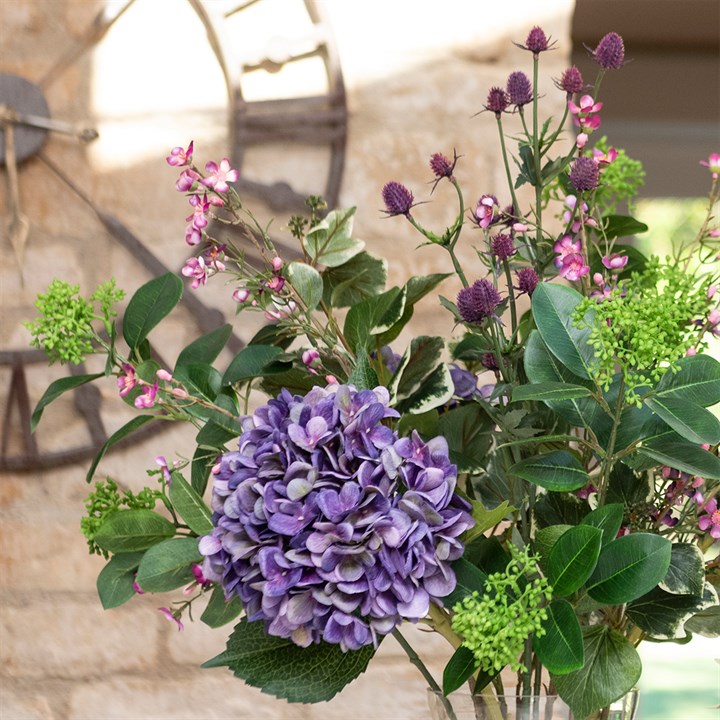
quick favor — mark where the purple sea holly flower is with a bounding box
[198,384,474,651]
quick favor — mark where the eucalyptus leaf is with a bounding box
[653,354,720,406]
[512,382,593,402]
[644,396,720,445]
[636,441,720,480]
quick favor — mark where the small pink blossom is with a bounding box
[325,375,337,384]
[271,256,283,271]
[132,576,144,594]
[156,369,173,382]
[708,229,720,238]
[171,387,189,399]
[186,193,223,231]
[686,347,698,357]
[117,363,137,397]
[708,285,717,300]
[699,153,720,179]
[134,381,159,409]
[203,244,226,273]
[559,254,590,282]
[568,94,602,131]
[266,275,286,292]
[182,256,208,289]
[264,300,297,321]
[708,308,720,336]
[155,455,172,484]
[184,223,202,246]
[232,288,250,303]
[593,146,618,167]
[166,140,193,167]
[158,607,184,631]
[176,169,200,192]
[512,222,529,233]
[202,159,238,193]
[698,498,720,539]
[602,253,628,270]
[576,132,588,149]
[474,194,499,228]
[554,234,582,267]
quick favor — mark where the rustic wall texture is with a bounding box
[0,1,574,718]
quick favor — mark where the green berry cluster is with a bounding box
[24,278,125,365]
[593,137,645,215]
[451,546,552,674]
[576,258,711,403]
[81,478,162,558]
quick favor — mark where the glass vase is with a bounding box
[427,689,640,720]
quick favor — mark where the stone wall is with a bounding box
[0,1,574,717]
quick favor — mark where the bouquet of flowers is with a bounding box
[27,25,720,720]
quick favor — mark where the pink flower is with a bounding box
[156,369,173,382]
[158,607,184,631]
[134,381,159,409]
[166,141,193,167]
[203,245,226,273]
[698,498,720,539]
[559,254,590,282]
[602,253,628,270]
[576,132,589,149]
[474,194,499,228]
[184,223,202,246]
[699,153,720,179]
[155,455,172,484]
[117,363,137,397]
[554,234,582,267]
[271,256,283,271]
[202,159,238,193]
[182,256,209,289]
[265,275,286,292]
[264,300,297,321]
[568,94,602,131]
[175,169,200,192]
[593,146,618,167]
[132,576,144,595]
[232,288,250,303]
[186,193,223,231]
[708,308,720,336]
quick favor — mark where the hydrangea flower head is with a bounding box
[199,384,474,651]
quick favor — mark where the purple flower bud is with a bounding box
[481,352,500,371]
[457,279,502,324]
[429,152,454,179]
[506,71,533,107]
[490,233,516,261]
[555,66,584,95]
[525,26,549,53]
[382,181,414,217]
[593,32,625,70]
[515,267,539,296]
[485,87,509,116]
[569,156,600,192]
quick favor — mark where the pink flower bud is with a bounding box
[156,369,173,382]
[171,387,189,399]
[512,222,529,233]
[686,347,698,356]
[325,375,337,384]
[271,256,283,271]
[593,272,604,286]
[576,132,588,149]
[232,288,250,303]
[708,285,717,299]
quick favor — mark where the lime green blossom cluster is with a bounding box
[593,136,645,215]
[576,258,711,403]
[24,278,125,365]
[81,478,162,558]
[451,546,552,674]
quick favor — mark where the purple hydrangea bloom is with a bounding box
[199,384,474,652]
[449,364,481,400]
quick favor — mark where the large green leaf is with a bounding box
[636,441,720,480]
[531,283,596,380]
[191,444,217,496]
[200,586,244,628]
[586,533,672,605]
[685,605,720,638]
[343,287,406,352]
[607,463,651,505]
[660,543,705,596]
[443,645,478,695]
[30,372,104,432]
[135,537,201,592]
[86,415,157,483]
[653,354,720,407]
[627,583,718,640]
[304,208,364,267]
[175,324,232,369]
[442,558,489,608]
[347,351,379,391]
[580,503,624,546]
[512,382,593,402]
[509,450,588,491]
[222,345,283,385]
[322,250,387,307]
[203,618,375,702]
[390,336,445,401]
[552,625,641,719]
[286,261,324,311]
[94,509,176,553]
[602,214,648,240]
[96,552,144,609]
[547,525,603,597]
[437,403,493,474]
[123,272,183,351]
[168,472,213,536]
[396,363,454,415]
[533,598,584,675]
[644,396,720,445]
[462,499,513,545]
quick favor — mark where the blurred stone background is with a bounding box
[0,1,717,719]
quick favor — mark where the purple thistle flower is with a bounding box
[457,279,502,324]
[490,233,516,261]
[382,181,415,217]
[555,66,584,96]
[506,71,533,108]
[515,267,539,296]
[198,384,474,652]
[593,32,625,70]
[569,156,600,192]
[523,26,549,54]
[485,87,509,116]
[430,152,455,180]
[481,352,500,371]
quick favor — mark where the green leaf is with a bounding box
[443,645,478,695]
[191,444,217,496]
[96,552,144,609]
[175,324,232,369]
[30,372,103,432]
[135,537,201,592]
[286,261,324,311]
[586,533,672,605]
[607,463,651,505]
[602,214,649,240]
[580,503,624,546]
[168,472,213,536]
[462,500,513,545]
[123,272,183,351]
[222,345,283,385]
[370,286,407,335]
[86,415,157,483]
[552,625,641,719]
[531,283,596,380]
[627,583,718,640]
[94,509,176,553]
[535,493,589,529]
[201,586,244,628]
[304,208,364,267]
[661,543,705,596]
[653,354,720,406]
[547,525,603,597]
[391,336,445,401]
[685,604,720,638]
[441,558,489,608]
[509,450,588,492]
[196,419,237,447]
[512,382,593,402]
[533,598,584,675]
[347,352,379,391]
[397,363,454,415]
[644,396,720,445]
[534,524,572,568]
[322,251,387,307]
[203,618,375,702]
[636,441,720,480]
[173,363,221,407]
